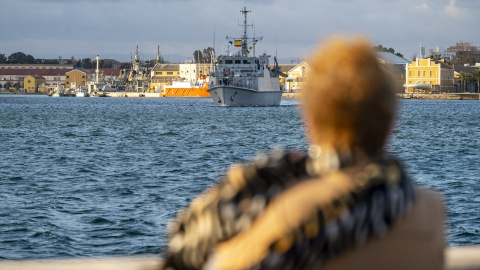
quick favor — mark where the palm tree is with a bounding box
[466,73,475,92]
[472,69,480,93]
[457,71,468,92]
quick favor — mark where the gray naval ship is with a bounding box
[207,6,283,106]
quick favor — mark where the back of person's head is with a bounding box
[302,36,396,158]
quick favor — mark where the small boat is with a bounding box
[76,86,88,97]
[50,85,64,97]
[163,76,210,97]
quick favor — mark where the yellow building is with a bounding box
[284,62,310,92]
[150,64,180,91]
[65,69,94,88]
[405,58,455,93]
[23,76,46,92]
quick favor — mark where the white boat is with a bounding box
[207,6,283,106]
[50,85,64,97]
[76,86,88,97]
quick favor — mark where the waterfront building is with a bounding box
[0,69,69,90]
[65,69,95,88]
[377,52,410,93]
[23,75,46,92]
[179,63,211,82]
[85,68,122,82]
[275,64,295,91]
[150,64,180,91]
[405,58,455,93]
[284,62,309,92]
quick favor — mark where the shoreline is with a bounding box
[282,93,480,100]
[2,91,479,100]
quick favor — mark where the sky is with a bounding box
[0,0,479,63]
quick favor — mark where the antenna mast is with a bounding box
[226,4,262,57]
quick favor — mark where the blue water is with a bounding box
[0,96,478,260]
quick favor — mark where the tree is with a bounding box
[465,72,475,92]
[120,62,131,69]
[7,52,35,64]
[203,47,215,63]
[472,69,480,93]
[0,54,6,63]
[75,59,82,68]
[374,45,404,59]
[457,72,469,92]
[193,50,203,63]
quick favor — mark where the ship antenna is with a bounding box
[213,20,216,72]
[276,35,278,58]
[240,5,251,56]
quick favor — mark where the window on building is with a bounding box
[28,80,31,83]
[82,76,85,79]
[243,60,250,64]
[67,76,69,78]
[417,71,420,77]
[235,60,241,64]
[167,72,173,75]
[156,72,163,75]
[226,60,233,64]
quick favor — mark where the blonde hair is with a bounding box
[302,36,396,157]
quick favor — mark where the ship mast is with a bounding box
[240,6,251,56]
[226,5,262,57]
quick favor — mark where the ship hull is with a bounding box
[163,83,210,97]
[163,87,210,97]
[208,86,282,106]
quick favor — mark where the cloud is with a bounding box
[1,0,479,61]
[414,3,430,11]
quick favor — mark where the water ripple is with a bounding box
[0,97,478,260]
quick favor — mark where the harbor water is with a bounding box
[0,96,478,260]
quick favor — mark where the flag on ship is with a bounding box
[234,40,242,47]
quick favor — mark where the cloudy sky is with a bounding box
[0,0,479,63]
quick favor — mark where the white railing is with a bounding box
[1,246,479,270]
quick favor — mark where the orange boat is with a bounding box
[162,76,210,97]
